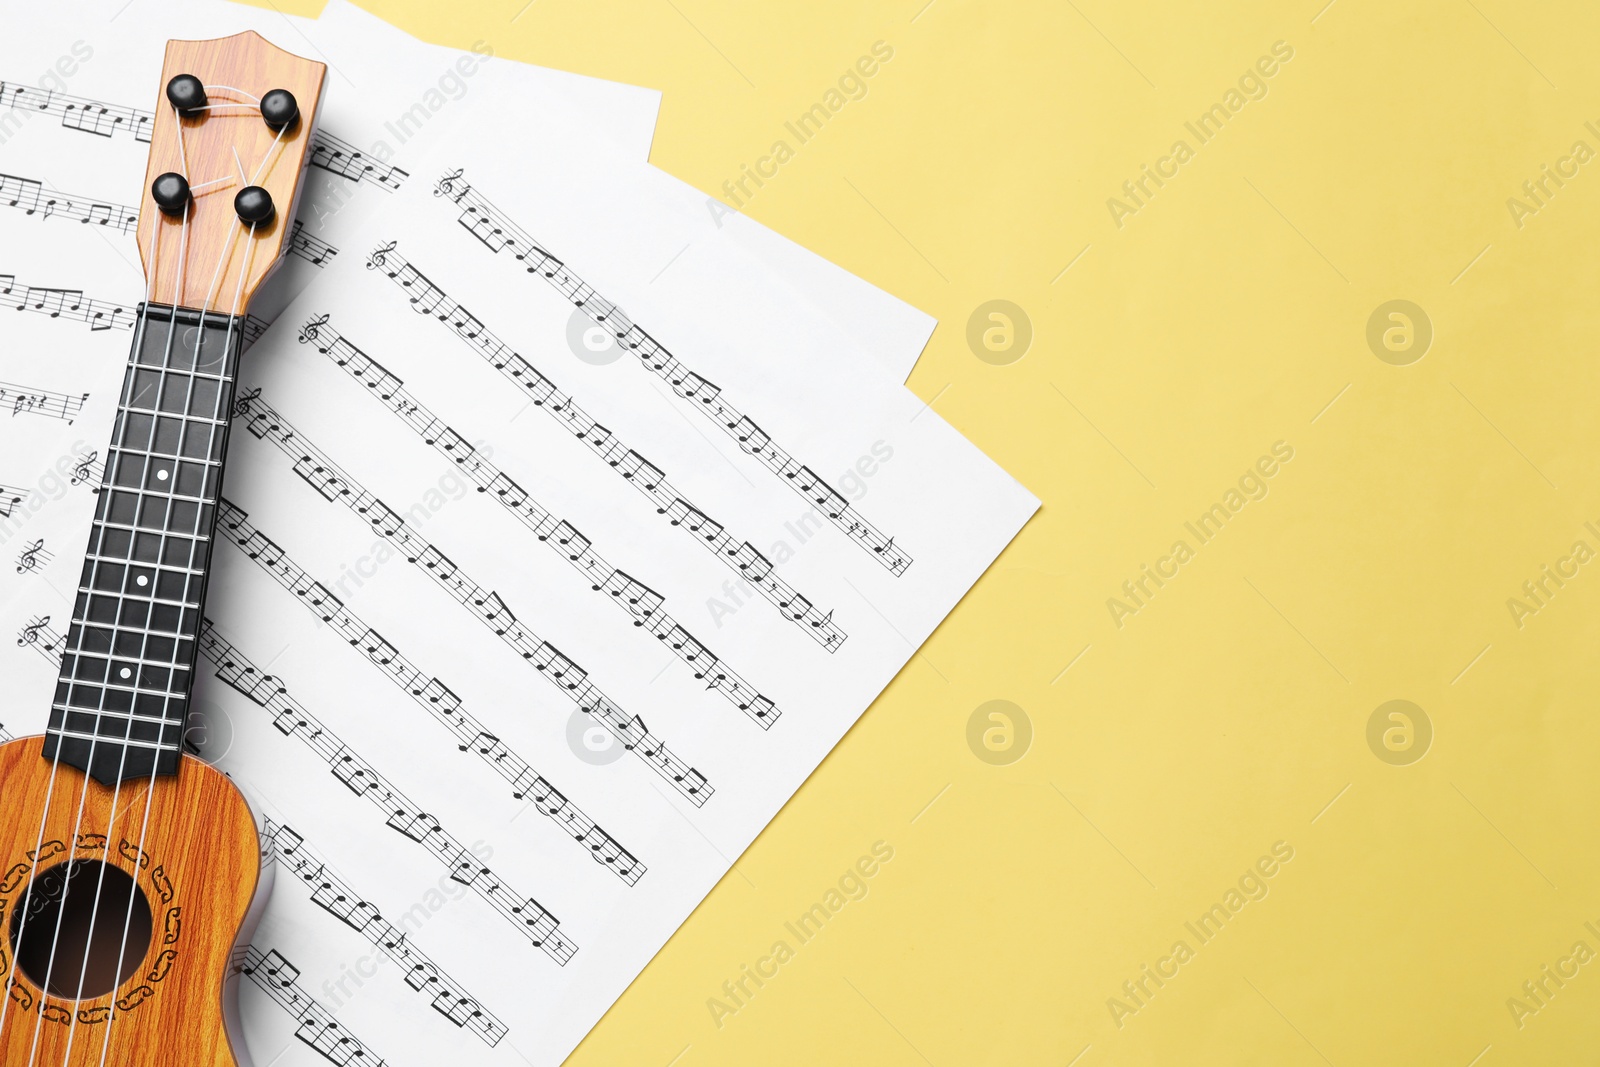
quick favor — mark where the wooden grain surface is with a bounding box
[138,31,326,314]
[0,735,262,1066]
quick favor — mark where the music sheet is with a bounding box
[0,4,1002,1064]
[168,98,1038,1065]
[325,0,937,382]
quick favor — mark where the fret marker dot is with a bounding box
[136,576,148,587]
[119,668,132,680]
[157,469,169,482]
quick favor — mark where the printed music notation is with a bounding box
[15,614,63,663]
[199,621,579,964]
[0,75,409,192]
[0,483,24,519]
[69,449,104,493]
[364,244,847,654]
[233,390,715,807]
[0,276,267,345]
[14,537,50,574]
[218,499,645,885]
[242,313,269,349]
[260,819,509,1047]
[290,220,341,268]
[432,171,915,577]
[239,947,387,1067]
[309,130,410,191]
[0,274,133,332]
[0,78,153,141]
[0,381,87,423]
[0,171,140,233]
[298,315,782,729]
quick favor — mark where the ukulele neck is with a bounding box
[45,304,247,785]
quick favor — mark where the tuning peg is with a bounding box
[260,89,299,132]
[166,74,206,117]
[151,172,191,216]
[234,185,275,225]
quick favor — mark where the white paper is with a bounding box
[178,100,1036,1065]
[339,0,934,382]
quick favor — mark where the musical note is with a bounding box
[0,381,88,423]
[0,78,152,142]
[289,219,341,268]
[430,170,915,577]
[223,391,715,805]
[14,538,51,574]
[0,171,139,233]
[0,483,25,519]
[260,820,509,1046]
[291,317,783,726]
[361,249,850,652]
[0,275,131,333]
[200,622,577,962]
[239,947,389,1065]
[308,129,409,190]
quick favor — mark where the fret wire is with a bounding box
[58,656,192,691]
[107,436,228,461]
[46,726,179,752]
[105,444,225,468]
[51,700,190,722]
[86,520,212,543]
[94,484,219,520]
[116,409,230,428]
[128,355,236,382]
[48,722,184,748]
[52,685,184,723]
[83,552,207,576]
[95,482,218,508]
[72,586,201,610]
[60,654,193,679]
[64,625,195,660]
[50,709,187,737]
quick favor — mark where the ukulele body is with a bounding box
[0,734,265,1066]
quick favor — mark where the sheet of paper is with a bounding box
[310,0,663,167]
[341,0,934,381]
[132,93,1036,1064]
[713,206,936,382]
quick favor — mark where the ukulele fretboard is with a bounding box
[45,304,245,783]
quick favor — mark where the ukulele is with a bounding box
[0,32,325,1066]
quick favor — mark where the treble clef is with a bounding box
[366,241,397,273]
[16,539,43,573]
[234,387,262,419]
[434,169,466,200]
[16,615,47,648]
[298,314,330,348]
[69,450,97,486]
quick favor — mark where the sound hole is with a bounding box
[7,860,153,999]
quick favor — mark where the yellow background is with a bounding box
[267,0,1600,1062]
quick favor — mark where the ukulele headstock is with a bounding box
[137,31,326,313]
